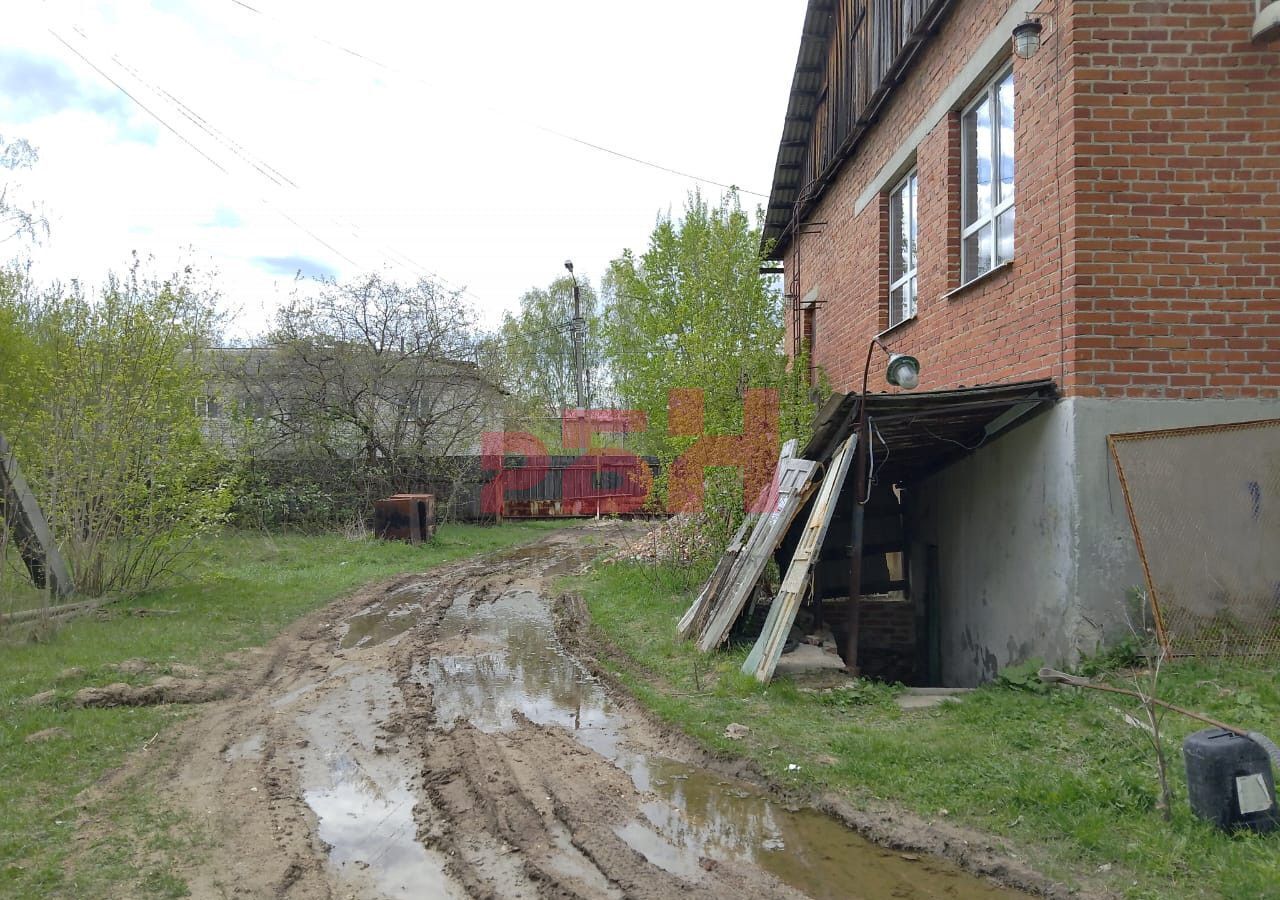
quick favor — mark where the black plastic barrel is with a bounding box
[1182,728,1279,833]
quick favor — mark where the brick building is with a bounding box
[764,0,1280,684]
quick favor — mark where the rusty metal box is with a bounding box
[373,494,436,544]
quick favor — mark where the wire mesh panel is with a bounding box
[1109,419,1280,657]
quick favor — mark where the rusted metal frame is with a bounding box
[744,434,856,683]
[1039,668,1247,736]
[1109,419,1280,659]
[1109,418,1280,444]
[1107,435,1172,656]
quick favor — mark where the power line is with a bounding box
[100,35,297,189]
[529,125,759,199]
[50,24,487,283]
[76,25,433,275]
[48,32,227,177]
[51,26,365,268]
[224,0,768,198]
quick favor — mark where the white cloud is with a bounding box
[2,0,806,338]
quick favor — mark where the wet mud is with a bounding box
[97,525,1044,899]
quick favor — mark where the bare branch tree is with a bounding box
[0,136,48,244]
[1124,589,1175,820]
[221,273,506,523]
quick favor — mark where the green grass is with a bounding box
[0,521,564,899]
[0,557,49,617]
[570,560,1280,900]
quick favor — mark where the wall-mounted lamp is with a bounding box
[885,353,921,390]
[861,338,921,398]
[1012,18,1044,59]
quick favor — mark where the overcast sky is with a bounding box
[1,1,806,337]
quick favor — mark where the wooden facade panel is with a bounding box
[806,0,932,185]
[768,0,949,254]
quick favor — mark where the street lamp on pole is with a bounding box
[564,260,585,410]
[840,337,921,673]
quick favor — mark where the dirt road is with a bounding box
[119,525,1029,899]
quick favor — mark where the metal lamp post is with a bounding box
[564,260,585,410]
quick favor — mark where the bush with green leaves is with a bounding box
[0,261,232,596]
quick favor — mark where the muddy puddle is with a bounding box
[296,671,465,899]
[338,582,433,651]
[420,586,1023,899]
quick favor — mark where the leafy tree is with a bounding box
[0,261,232,596]
[242,273,498,461]
[603,189,822,515]
[0,266,39,428]
[222,273,505,523]
[485,274,612,447]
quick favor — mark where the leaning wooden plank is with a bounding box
[695,457,817,652]
[677,440,796,639]
[743,434,856,683]
[0,598,107,626]
[677,513,754,639]
[0,431,74,598]
[689,466,796,648]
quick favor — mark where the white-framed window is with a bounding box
[888,169,918,327]
[961,66,1014,282]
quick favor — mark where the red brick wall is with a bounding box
[822,599,919,684]
[857,600,919,684]
[784,0,1280,400]
[1069,1,1280,398]
[788,0,1073,395]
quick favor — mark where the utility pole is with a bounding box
[564,260,585,409]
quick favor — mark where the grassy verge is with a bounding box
[0,521,563,898]
[569,560,1280,900]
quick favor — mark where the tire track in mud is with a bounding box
[89,525,1042,899]
[389,538,809,900]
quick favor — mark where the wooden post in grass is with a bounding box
[0,431,74,598]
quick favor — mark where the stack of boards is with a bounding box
[677,435,857,683]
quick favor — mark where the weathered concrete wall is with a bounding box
[906,401,1078,687]
[906,397,1280,686]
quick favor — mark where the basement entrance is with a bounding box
[785,380,1058,687]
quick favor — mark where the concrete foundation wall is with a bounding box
[906,397,1280,687]
[906,401,1079,687]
